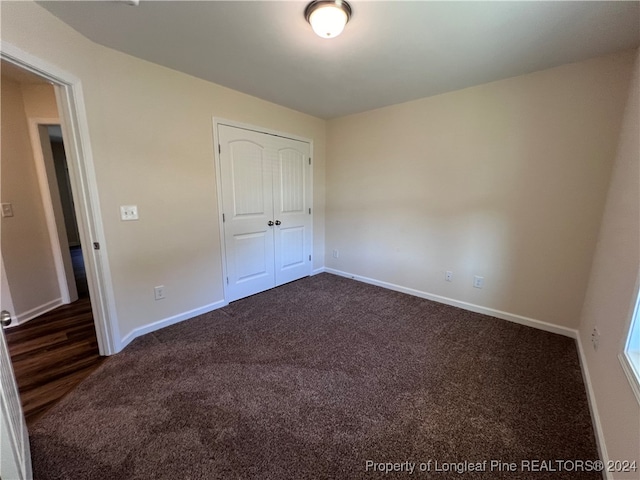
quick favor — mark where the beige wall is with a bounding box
[578,50,640,476]
[20,84,59,119]
[326,51,635,329]
[0,78,60,318]
[1,1,326,343]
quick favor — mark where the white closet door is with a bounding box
[273,140,312,286]
[219,125,276,301]
[218,124,312,302]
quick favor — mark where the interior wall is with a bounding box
[0,78,60,319]
[325,51,635,329]
[20,84,59,119]
[578,49,640,477]
[1,1,326,345]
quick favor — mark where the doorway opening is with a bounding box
[44,124,89,300]
[1,60,105,423]
[1,44,118,478]
[0,46,118,355]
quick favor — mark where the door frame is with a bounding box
[212,118,314,303]
[27,118,77,307]
[1,41,119,355]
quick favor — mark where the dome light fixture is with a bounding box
[305,0,352,39]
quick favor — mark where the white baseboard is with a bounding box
[324,268,577,338]
[119,299,228,351]
[113,267,608,469]
[323,267,610,469]
[576,335,610,479]
[9,298,64,327]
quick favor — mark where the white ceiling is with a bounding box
[38,1,640,119]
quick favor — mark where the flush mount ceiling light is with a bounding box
[305,0,352,39]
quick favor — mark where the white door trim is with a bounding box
[27,118,75,306]
[212,117,314,303]
[1,41,120,355]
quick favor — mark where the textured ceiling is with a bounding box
[38,0,640,119]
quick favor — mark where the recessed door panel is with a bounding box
[234,231,269,282]
[278,226,305,269]
[230,141,266,217]
[279,149,305,214]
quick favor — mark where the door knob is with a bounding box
[267,221,274,226]
[275,220,281,226]
[1,310,12,327]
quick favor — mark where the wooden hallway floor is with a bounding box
[5,298,104,426]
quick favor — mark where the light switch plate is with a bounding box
[120,205,139,221]
[1,203,14,218]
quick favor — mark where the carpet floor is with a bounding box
[30,273,599,479]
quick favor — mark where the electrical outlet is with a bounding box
[1,203,14,218]
[332,249,339,259]
[591,327,600,351]
[445,271,453,282]
[154,285,165,300]
[473,275,484,289]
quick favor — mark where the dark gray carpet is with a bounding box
[30,273,599,479]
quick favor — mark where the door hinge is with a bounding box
[309,157,311,165]
[309,208,311,215]
[222,213,225,222]
[309,255,311,261]
[226,277,229,285]
[218,144,221,154]
[93,242,100,250]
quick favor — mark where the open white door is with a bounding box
[1,256,32,480]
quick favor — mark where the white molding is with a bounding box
[26,117,72,304]
[577,335,611,479]
[322,268,612,468]
[119,300,228,350]
[619,352,640,406]
[211,119,230,304]
[8,298,64,327]
[312,267,327,275]
[0,42,81,86]
[1,41,120,355]
[308,138,315,273]
[56,75,120,356]
[619,275,640,406]
[324,268,577,338]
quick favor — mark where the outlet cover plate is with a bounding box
[154,285,165,300]
[1,203,14,217]
[120,205,139,221]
